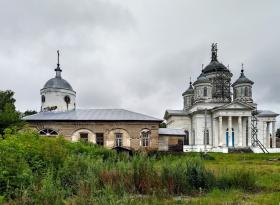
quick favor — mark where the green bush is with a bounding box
[161,163,190,194]
[216,169,257,191]
[186,158,215,191]
[161,158,214,195]
[131,154,160,194]
[0,130,259,203]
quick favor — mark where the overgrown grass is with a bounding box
[0,130,279,204]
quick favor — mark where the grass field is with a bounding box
[0,130,279,205]
[157,153,280,205]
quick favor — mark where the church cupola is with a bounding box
[193,71,212,103]
[202,43,232,103]
[40,51,76,112]
[182,80,194,110]
[232,65,254,103]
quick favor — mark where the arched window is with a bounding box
[39,128,58,136]
[141,130,150,147]
[41,95,45,103]
[203,87,208,97]
[249,88,252,97]
[192,129,195,144]
[245,87,249,97]
[205,129,210,145]
[233,89,236,99]
[184,130,189,145]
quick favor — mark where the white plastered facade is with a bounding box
[164,46,279,153]
[41,88,76,112]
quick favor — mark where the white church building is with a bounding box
[164,44,279,153]
[24,46,279,153]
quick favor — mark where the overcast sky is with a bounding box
[1,0,280,123]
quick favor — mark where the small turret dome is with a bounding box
[40,50,76,112]
[232,68,254,104]
[182,81,194,96]
[232,69,254,87]
[183,80,195,110]
[43,77,74,91]
[193,72,210,86]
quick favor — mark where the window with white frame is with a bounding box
[115,133,123,147]
[141,131,150,147]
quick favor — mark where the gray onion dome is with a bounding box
[193,72,210,86]
[232,69,254,87]
[182,81,194,96]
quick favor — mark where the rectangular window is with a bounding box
[80,133,88,142]
[96,133,104,146]
[115,133,123,147]
[142,132,149,147]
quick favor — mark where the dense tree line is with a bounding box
[0,90,22,135]
[0,90,37,135]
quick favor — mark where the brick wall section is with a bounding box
[27,121,160,151]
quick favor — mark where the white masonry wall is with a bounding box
[41,88,76,112]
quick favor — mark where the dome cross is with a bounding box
[55,50,62,78]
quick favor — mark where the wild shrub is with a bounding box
[186,158,215,191]
[0,130,261,203]
[131,154,160,194]
[216,169,257,191]
[36,169,65,205]
[57,155,91,196]
[161,163,190,195]
[161,158,214,195]
[0,151,33,198]
[65,141,117,161]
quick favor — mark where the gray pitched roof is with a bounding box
[23,109,162,122]
[164,109,189,119]
[159,128,185,136]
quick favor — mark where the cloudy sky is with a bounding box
[1,0,280,122]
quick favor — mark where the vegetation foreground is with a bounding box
[0,130,279,205]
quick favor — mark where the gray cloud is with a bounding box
[0,0,280,125]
